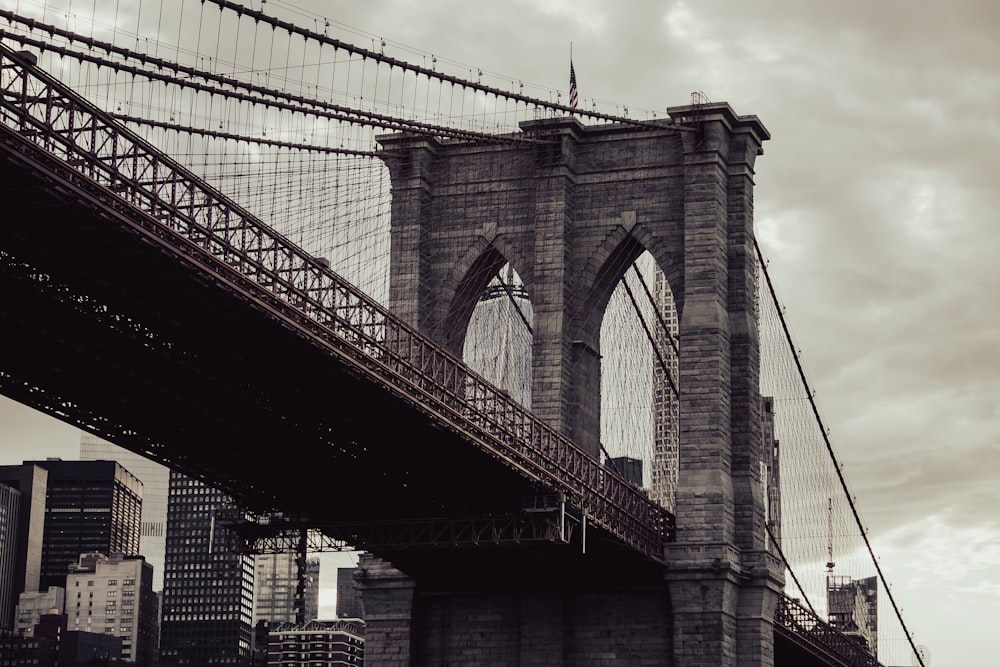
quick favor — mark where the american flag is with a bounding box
[569,62,578,110]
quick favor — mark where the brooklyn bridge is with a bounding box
[0,2,927,665]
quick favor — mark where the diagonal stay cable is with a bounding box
[620,270,679,399]
[630,263,679,358]
[491,269,533,335]
[755,236,926,667]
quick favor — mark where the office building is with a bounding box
[760,396,782,549]
[80,433,171,592]
[66,552,158,666]
[59,628,124,664]
[650,268,679,511]
[828,575,878,653]
[25,460,142,591]
[0,613,63,665]
[14,586,65,637]
[335,568,362,621]
[266,619,365,666]
[253,552,320,626]
[607,456,643,488]
[463,265,533,409]
[159,472,254,665]
[0,463,47,626]
[0,481,20,633]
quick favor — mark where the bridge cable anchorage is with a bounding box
[756,236,926,665]
[0,17,542,147]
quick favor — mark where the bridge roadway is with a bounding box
[0,44,672,589]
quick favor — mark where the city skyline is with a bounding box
[1,0,998,664]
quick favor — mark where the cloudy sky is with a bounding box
[2,0,999,663]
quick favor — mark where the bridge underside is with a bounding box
[0,141,662,588]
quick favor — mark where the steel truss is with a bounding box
[225,501,579,554]
[775,595,882,667]
[0,43,673,563]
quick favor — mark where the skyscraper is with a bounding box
[462,265,533,409]
[79,433,171,592]
[335,568,362,621]
[159,472,254,665]
[760,395,782,550]
[650,269,679,511]
[0,481,20,632]
[253,552,320,626]
[0,463,47,626]
[13,586,65,636]
[25,460,142,592]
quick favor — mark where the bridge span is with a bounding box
[0,44,670,586]
[0,41,890,667]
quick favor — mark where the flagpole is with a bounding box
[568,43,578,112]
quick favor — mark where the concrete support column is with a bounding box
[356,555,416,667]
[380,135,439,337]
[728,125,766,557]
[736,551,784,667]
[675,118,735,549]
[727,121,784,667]
[519,594,565,666]
[522,119,602,457]
[665,105,776,667]
[668,116,738,667]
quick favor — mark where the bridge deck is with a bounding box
[0,143,671,583]
[0,43,670,582]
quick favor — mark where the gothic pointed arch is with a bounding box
[572,218,684,346]
[441,235,532,355]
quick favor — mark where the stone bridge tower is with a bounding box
[369,103,782,667]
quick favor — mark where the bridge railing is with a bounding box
[0,43,673,562]
[775,595,883,667]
